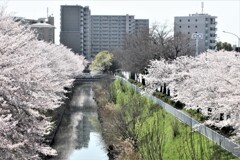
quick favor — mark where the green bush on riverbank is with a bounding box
[109,79,238,160]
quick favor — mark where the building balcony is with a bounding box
[209,28,217,34]
[210,30,217,34]
[210,21,217,25]
[209,42,217,46]
[210,24,217,28]
[209,36,216,40]
[210,27,217,31]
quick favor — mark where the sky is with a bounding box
[2,0,240,46]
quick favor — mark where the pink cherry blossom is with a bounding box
[145,50,240,141]
[0,9,85,159]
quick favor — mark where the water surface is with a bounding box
[50,82,108,160]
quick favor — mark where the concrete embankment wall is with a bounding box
[45,85,74,145]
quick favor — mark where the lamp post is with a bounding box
[192,33,203,56]
[223,30,240,47]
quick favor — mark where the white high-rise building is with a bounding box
[91,15,148,56]
[60,5,149,59]
[174,13,217,54]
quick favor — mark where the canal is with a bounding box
[50,81,108,160]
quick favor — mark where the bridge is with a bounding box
[75,73,107,81]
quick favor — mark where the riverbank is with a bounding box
[94,78,238,159]
[45,85,74,146]
[93,77,140,160]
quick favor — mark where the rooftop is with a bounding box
[30,22,55,28]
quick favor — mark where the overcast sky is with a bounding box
[3,0,240,46]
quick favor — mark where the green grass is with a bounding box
[111,79,238,160]
[135,107,237,160]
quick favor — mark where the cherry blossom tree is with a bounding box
[0,8,86,159]
[144,50,240,141]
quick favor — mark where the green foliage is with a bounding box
[152,91,209,122]
[175,100,185,109]
[109,82,117,103]
[128,79,145,88]
[89,50,114,72]
[185,108,207,122]
[111,79,238,159]
[171,119,180,137]
[216,41,233,51]
[136,111,166,160]
[152,91,176,106]
[209,145,238,160]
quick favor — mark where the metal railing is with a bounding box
[116,76,240,157]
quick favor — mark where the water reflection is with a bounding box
[70,132,107,160]
[50,82,108,160]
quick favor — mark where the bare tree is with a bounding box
[150,25,194,59]
[113,27,155,73]
[150,23,173,58]
[113,23,194,74]
[173,31,195,57]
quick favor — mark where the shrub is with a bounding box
[171,119,180,137]
[185,109,207,122]
[174,101,185,109]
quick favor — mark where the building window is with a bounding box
[179,19,182,22]
[210,27,216,31]
[195,19,198,22]
[210,18,215,24]
[195,25,197,28]
[188,26,190,28]
[205,18,208,21]
[179,26,181,28]
[188,19,190,22]
[188,32,190,34]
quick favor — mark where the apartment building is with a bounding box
[15,16,55,43]
[30,17,55,43]
[91,15,149,56]
[60,5,149,59]
[135,19,149,31]
[174,13,217,54]
[60,5,91,59]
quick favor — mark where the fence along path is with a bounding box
[116,76,240,157]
